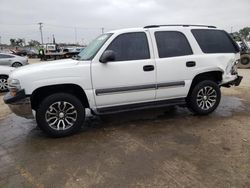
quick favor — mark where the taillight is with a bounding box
[231,63,238,75]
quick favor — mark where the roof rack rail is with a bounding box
[144,24,217,29]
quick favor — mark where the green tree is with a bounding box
[16,38,25,46]
[239,27,250,39]
[230,32,241,41]
[28,40,41,47]
[10,38,25,46]
[10,38,16,46]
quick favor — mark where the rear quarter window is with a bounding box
[192,29,239,53]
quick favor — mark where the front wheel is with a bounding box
[36,93,85,137]
[0,75,8,92]
[187,80,221,115]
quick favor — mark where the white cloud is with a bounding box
[0,0,249,44]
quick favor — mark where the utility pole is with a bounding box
[74,27,77,44]
[38,22,44,44]
[101,27,104,34]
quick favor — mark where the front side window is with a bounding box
[105,32,150,61]
[155,31,193,58]
[0,54,13,58]
[192,29,239,53]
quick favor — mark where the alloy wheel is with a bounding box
[0,78,8,92]
[196,86,217,110]
[45,101,77,131]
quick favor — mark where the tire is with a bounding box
[36,93,85,137]
[187,80,221,115]
[12,62,23,67]
[0,75,8,92]
[241,57,250,65]
[238,54,250,68]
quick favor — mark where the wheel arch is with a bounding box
[30,84,90,111]
[11,62,22,67]
[0,74,9,78]
[188,70,223,97]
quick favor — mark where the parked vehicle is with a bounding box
[236,39,250,68]
[13,50,27,57]
[0,66,15,92]
[0,53,28,67]
[26,49,38,58]
[38,44,84,60]
[13,49,38,58]
[4,25,242,137]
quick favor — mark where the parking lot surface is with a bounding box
[0,65,250,187]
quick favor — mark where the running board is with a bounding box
[96,98,186,114]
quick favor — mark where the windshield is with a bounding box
[78,33,112,60]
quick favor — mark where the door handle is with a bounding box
[186,61,196,67]
[143,65,154,72]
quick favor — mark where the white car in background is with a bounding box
[0,53,28,67]
[0,66,15,92]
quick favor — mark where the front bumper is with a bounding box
[3,90,33,119]
[220,75,243,87]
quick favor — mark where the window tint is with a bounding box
[192,29,239,53]
[105,32,150,61]
[0,54,13,58]
[155,31,193,58]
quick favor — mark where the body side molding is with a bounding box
[95,81,185,96]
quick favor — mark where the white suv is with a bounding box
[4,25,242,137]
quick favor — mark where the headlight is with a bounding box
[8,78,21,96]
[8,78,20,86]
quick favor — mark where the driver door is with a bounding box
[91,32,156,108]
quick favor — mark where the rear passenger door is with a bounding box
[149,30,195,100]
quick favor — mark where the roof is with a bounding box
[108,24,217,34]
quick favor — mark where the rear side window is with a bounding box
[106,32,150,61]
[192,29,239,53]
[155,31,193,58]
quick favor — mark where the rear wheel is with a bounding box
[187,80,221,115]
[12,62,22,67]
[0,75,8,92]
[36,93,85,137]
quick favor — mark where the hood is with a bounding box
[0,66,15,75]
[17,59,78,71]
[10,59,80,78]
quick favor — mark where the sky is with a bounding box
[0,0,249,45]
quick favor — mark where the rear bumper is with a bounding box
[3,90,33,119]
[221,75,243,87]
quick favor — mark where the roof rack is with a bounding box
[144,24,217,29]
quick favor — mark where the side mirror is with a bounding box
[100,50,115,63]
